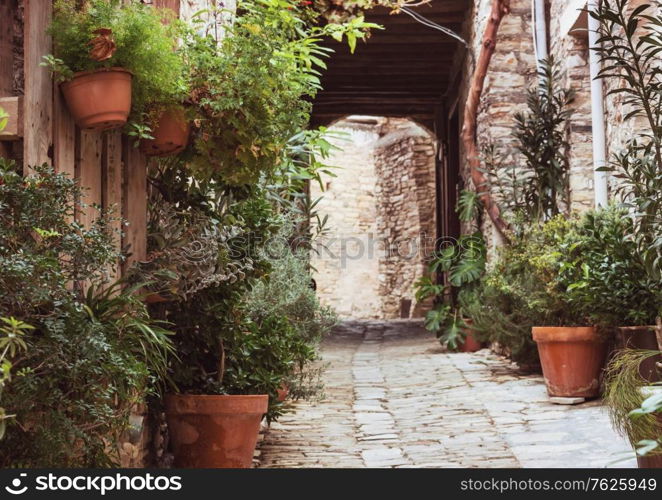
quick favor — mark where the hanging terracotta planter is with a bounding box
[60,67,132,130]
[165,394,268,468]
[140,107,190,156]
[532,326,607,398]
[459,318,482,353]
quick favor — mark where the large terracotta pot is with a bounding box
[60,68,132,130]
[460,319,482,353]
[616,326,661,382]
[165,394,268,468]
[140,107,190,156]
[532,326,607,398]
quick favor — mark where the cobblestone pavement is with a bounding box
[258,320,637,468]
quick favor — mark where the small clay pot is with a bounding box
[60,67,132,130]
[276,383,289,403]
[532,326,607,398]
[459,319,482,353]
[140,107,190,156]
[165,394,267,468]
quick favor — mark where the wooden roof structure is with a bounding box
[311,0,472,129]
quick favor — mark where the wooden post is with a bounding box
[0,0,16,159]
[53,91,76,178]
[461,0,511,240]
[122,139,147,274]
[76,130,103,230]
[23,0,53,170]
[103,131,124,282]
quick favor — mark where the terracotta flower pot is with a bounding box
[165,394,267,468]
[60,67,132,130]
[636,387,662,469]
[637,454,662,468]
[616,326,661,382]
[276,383,289,402]
[459,319,482,353]
[140,107,190,156]
[532,326,607,398]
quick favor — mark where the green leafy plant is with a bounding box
[0,317,31,441]
[267,128,342,259]
[484,59,574,229]
[307,0,412,24]
[182,0,378,185]
[605,349,662,457]
[465,217,582,366]
[630,384,662,458]
[44,0,187,128]
[591,1,662,277]
[0,161,172,466]
[552,205,661,327]
[244,223,337,404]
[414,190,487,350]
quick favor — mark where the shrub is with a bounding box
[0,161,172,466]
[553,206,661,327]
[484,59,573,231]
[592,0,662,276]
[466,217,579,366]
[414,190,487,350]
[182,0,376,185]
[243,223,337,402]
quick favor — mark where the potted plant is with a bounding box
[181,0,376,185]
[605,349,662,468]
[414,190,487,352]
[554,206,662,381]
[630,382,662,468]
[140,106,191,157]
[144,155,332,467]
[44,0,186,132]
[524,215,613,399]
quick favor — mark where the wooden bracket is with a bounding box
[0,96,23,140]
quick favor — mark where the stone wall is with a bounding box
[457,0,537,249]
[459,0,658,248]
[456,0,647,254]
[548,0,594,210]
[311,118,383,319]
[310,117,436,320]
[374,123,437,318]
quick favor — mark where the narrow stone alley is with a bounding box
[258,321,636,468]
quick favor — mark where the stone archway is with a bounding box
[310,116,437,320]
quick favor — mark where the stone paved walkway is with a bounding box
[259,320,637,468]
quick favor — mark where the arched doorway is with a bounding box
[310,116,437,319]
